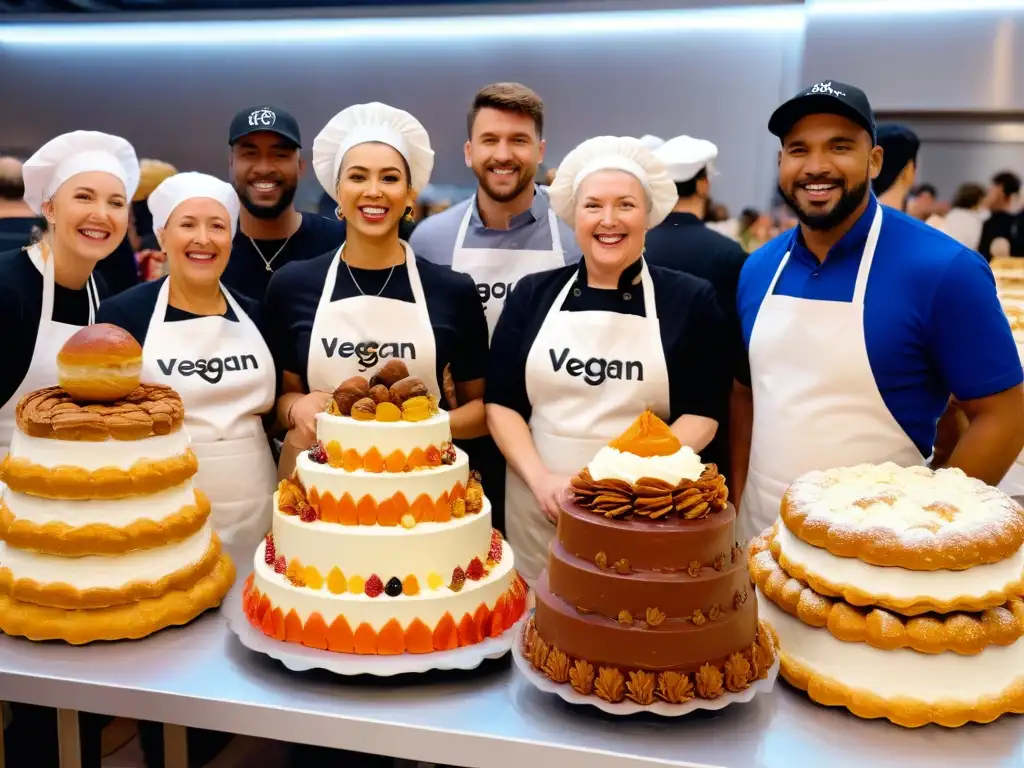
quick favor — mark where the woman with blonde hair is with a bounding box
[486,136,731,580]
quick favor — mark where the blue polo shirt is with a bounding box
[737,194,1022,457]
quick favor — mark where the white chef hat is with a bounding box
[637,135,666,151]
[548,136,678,228]
[654,135,719,183]
[148,172,241,237]
[22,131,141,214]
[312,102,434,200]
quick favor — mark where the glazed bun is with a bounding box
[58,324,143,402]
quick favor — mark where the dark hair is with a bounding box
[952,182,985,210]
[467,82,544,138]
[674,168,708,199]
[739,208,760,232]
[993,171,1022,198]
[911,183,938,198]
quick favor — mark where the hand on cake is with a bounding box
[289,391,332,445]
[530,471,569,524]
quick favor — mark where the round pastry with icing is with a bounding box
[58,324,142,402]
[781,463,1024,571]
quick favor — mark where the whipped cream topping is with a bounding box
[790,463,1015,536]
[587,445,705,486]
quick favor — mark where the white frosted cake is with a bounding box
[243,362,527,655]
[0,324,235,644]
[752,462,1024,728]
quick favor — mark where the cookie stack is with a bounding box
[752,462,1024,727]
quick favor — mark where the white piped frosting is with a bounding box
[2,483,197,528]
[8,427,191,471]
[587,445,705,485]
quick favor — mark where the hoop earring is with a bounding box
[335,206,344,221]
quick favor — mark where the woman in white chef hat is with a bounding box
[98,172,277,545]
[0,131,139,455]
[485,136,732,581]
[266,103,488,476]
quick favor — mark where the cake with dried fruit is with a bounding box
[0,324,236,645]
[243,360,527,656]
[523,411,774,706]
[753,462,1024,727]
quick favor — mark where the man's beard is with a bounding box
[475,163,535,204]
[778,176,870,232]
[237,181,298,221]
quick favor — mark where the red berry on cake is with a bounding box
[308,441,328,464]
[299,504,318,523]
[466,558,485,581]
[449,566,466,592]
[264,534,276,565]
[274,555,286,574]
[441,442,457,465]
[365,574,384,598]
[488,530,503,564]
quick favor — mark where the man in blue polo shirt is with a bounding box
[731,80,1024,539]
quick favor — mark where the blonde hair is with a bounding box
[134,159,178,202]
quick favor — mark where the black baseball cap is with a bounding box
[229,105,302,148]
[769,80,876,144]
[872,124,921,196]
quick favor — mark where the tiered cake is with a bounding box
[523,412,774,706]
[752,462,1024,727]
[0,325,235,644]
[242,361,527,655]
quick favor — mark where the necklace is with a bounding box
[249,233,293,272]
[341,244,398,297]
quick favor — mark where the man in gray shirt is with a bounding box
[411,82,579,339]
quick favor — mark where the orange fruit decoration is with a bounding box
[608,410,681,457]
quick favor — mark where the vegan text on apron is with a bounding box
[452,196,565,340]
[306,240,440,396]
[504,259,671,581]
[141,277,277,546]
[739,205,923,542]
[0,243,98,453]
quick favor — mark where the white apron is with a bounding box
[0,243,98,454]
[452,198,565,339]
[505,261,671,581]
[740,206,924,541]
[142,278,277,546]
[306,241,439,396]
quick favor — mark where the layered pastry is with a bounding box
[0,324,235,645]
[524,411,774,706]
[754,462,1024,727]
[242,361,527,655]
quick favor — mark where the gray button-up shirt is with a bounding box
[410,185,580,267]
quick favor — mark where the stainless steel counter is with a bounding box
[1,574,1022,768]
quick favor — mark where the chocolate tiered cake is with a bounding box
[524,412,774,705]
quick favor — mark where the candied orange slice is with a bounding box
[377,498,400,526]
[343,449,362,472]
[434,491,451,523]
[378,619,406,655]
[474,603,492,638]
[375,403,401,422]
[326,567,347,594]
[304,566,324,590]
[407,447,428,469]
[326,615,354,652]
[385,450,406,473]
[357,495,377,525]
[338,493,359,525]
[457,613,480,646]
[393,492,410,519]
[284,609,304,643]
[303,613,329,650]
[405,618,433,654]
[354,623,378,655]
[432,612,458,651]
[412,493,434,523]
[363,447,385,473]
[608,410,681,457]
[325,440,345,468]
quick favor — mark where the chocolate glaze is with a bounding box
[547,538,751,621]
[535,571,758,671]
[557,501,739,572]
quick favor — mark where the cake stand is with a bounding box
[225,595,525,676]
[511,617,779,716]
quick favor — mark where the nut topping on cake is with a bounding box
[369,360,409,389]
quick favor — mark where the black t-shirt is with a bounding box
[223,212,347,303]
[0,216,43,251]
[95,276,266,347]
[264,249,489,394]
[978,211,1024,260]
[486,258,731,469]
[93,235,141,298]
[0,247,108,408]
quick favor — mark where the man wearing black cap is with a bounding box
[872,123,921,211]
[221,105,346,302]
[731,80,1024,540]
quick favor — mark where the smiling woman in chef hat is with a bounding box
[485,135,733,581]
[98,171,277,545]
[265,102,489,477]
[0,130,139,454]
